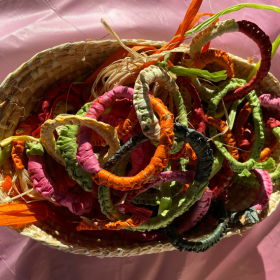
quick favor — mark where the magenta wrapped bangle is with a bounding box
[126,170,195,202]
[76,86,134,174]
[176,189,212,234]
[28,156,93,215]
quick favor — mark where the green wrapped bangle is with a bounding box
[162,199,228,252]
[128,123,213,231]
[56,102,93,191]
[207,79,275,174]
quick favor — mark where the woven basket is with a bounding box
[1,39,280,257]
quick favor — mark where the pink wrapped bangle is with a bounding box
[76,86,134,174]
[259,94,280,111]
[126,170,195,202]
[176,189,212,234]
[28,156,93,215]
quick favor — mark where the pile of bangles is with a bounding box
[1,2,280,253]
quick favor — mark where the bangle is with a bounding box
[76,86,137,173]
[27,142,93,216]
[56,100,131,192]
[177,77,208,136]
[128,123,214,231]
[207,79,275,173]
[133,65,177,140]
[252,169,273,211]
[40,114,120,170]
[162,199,228,252]
[183,19,272,102]
[92,96,174,191]
[98,122,213,231]
[194,49,235,80]
[11,140,25,170]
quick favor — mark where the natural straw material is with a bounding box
[1,39,280,257]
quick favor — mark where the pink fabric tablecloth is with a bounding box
[1,0,280,279]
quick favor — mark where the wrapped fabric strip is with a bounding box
[207,79,275,173]
[128,123,213,231]
[11,140,25,170]
[259,94,280,111]
[0,144,12,167]
[177,77,208,135]
[175,189,212,234]
[162,199,228,252]
[252,169,273,211]
[40,114,120,168]
[92,96,174,191]
[183,19,272,102]
[128,170,195,203]
[193,49,235,80]
[27,142,93,216]
[133,65,177,139]
[76,86,137,173]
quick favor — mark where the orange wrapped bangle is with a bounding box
[235,102,279,162]
[115,107,139,139]
[206,115,239,161]
[168,142,197,165]
[77,217,143,231]
[193,49,235,80]
[259,136,279,163]
[235,102,252,148]
[92,96,174,191]
[11,140,25,170]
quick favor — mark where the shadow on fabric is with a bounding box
[14,206,280,280]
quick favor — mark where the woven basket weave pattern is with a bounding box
[1,39,280,257]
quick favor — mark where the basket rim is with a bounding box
[0,38,167,91]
